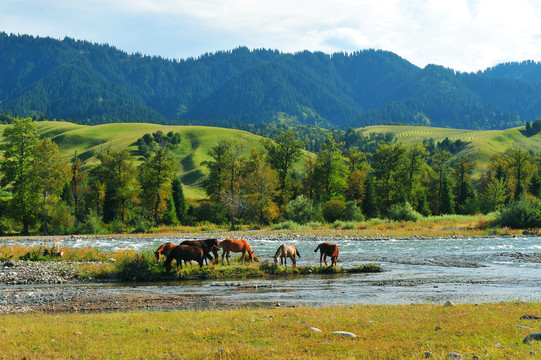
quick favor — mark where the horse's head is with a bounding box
[249,250,256,262]
[154,251,161,262]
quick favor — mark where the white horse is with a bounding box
[273,244,301,267]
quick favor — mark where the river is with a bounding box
[4,234,541,306]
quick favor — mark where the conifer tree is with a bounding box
[172,176,187,223]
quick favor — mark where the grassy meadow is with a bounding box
[1,302,540,359]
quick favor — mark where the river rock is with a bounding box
[446,352,462,359]
[333,331,357,338]
[3,260,15,267]
[444,301,456,307]
[520,314,541,320]
[523,332,541,343]
[309,327,322,332]
[424,351,433,358]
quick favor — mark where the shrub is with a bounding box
[343,201,365,222]
[271,220,307,230]
[388,202,422,222]
[494,198,541,229]
[322,200,346,223]
[286,196,315,224]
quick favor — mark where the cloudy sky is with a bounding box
[2,0,541,72]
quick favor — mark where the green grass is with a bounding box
[1,302,539,359]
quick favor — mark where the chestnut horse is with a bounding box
[155,242,177,262]
[274,244,301,267]
[218,238,255,265]
[314,242,339,266]
[164,245,204,273]
[180,239,220,265]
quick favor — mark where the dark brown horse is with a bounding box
[179,239,220,264]
[155,242,178,262]
[314,242,339,266]
[218,238,255,265]
[164,245,204,273]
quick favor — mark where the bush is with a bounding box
[271,220,307,230]
[322,200,346,223]
[80,211,107,234]
[388,202,422,222]
[286,196,315,224]
[343,201,365,222]
[494,198,541,229]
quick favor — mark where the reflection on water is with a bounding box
[3,235,541,305]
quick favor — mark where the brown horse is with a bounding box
[274,244,301,267]
[155,242,177,262]
[314,242,339,266]
[164,245,204,273]
[218,238,255,265]
[179,239,220,265]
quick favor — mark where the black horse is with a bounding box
[179,238,220,265]
[164,245,204,273]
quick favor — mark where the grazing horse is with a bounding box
[164,245,204,273]
[273,244,301,267]
[180,239,220,265]
[218,238,255,265]
[314,242,339,266]
[155,242,178,262]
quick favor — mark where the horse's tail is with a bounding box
[314,244,321,253]
[296,248,301,258]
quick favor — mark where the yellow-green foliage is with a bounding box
[0,302,539,359]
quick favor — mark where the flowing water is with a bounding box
[5,235,541,306]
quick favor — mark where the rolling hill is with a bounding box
[360,124,541,177]
[3,33,541,130]
[0,121,265,198]
[1,121,539,199]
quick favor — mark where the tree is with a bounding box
[0,117,39,234]
[93,147,139,223]
[70,151,87,224]
[201,139,246,229]
[361,174,378,219]
[243,148,279,225]
[505,148,532,200]
[313,133,348,202]
[438,173,455,215]
[480,178,509,212]
[453,155,475,214]
[528,171,541,198]
[172,176,187,224]
[31,138,71,234]
[138,146,177,223]
[261,130,304,205]
[371,143,406,212]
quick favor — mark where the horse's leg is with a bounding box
[323,254,328,266]
[241,250,246,265]
[226,251,230,265]
[284,256,287,268]
[319,252,323,266]
[292,255,296,268]
[222,251,226,265]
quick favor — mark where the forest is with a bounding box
[1,117,541,236]
[3,33,541,130]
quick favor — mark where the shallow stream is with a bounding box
[5,235,541,306]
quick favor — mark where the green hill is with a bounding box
[0,121,264,198]
[360,125,541,177]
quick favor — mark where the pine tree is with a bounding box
[528,172,541,198]
[172,176,187,223]
[439,174,455,215]
[361,175,378,219]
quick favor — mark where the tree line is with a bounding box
[1,118,540,235]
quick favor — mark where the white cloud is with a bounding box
[2,0,541,71]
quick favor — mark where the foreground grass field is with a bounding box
[1,302,540,359]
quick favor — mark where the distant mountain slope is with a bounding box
[2,32,541,129]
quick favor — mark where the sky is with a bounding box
[2,0,541,72]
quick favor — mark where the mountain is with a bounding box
[2,32,541,130]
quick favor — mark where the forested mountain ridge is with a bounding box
[2,32,541,130]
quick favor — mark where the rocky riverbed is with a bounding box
[0,260,241,314]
